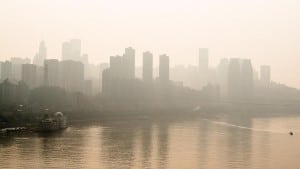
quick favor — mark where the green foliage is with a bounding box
[29,86,67,107]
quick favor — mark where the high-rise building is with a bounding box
[84,80,93,96]
[81,54,89,66]
[260,65,271,85]
[240,59,254,98]
[62,41,72,61]
[0,79,17,104]
[110,55,124,78]
[62,39,81,61]
[217,58,229,96]
[159,54,169,82]
[44,59,59,87]
[11,57,31,81]
[143,51,153,82]
[102,49,136,96]
[36,66,44,87]
[60,60,84,92]
[1,61,12,81]
[102,68,112,95]
[99,63,109,78]
[0,62,2,79]
[99,63,109,92]
[33,41,47,66]
[228,58,241,99]
[123,47,135,79]
[21,64,37,89]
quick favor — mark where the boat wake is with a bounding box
[202,118,295,134]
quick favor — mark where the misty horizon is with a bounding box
[1,0,300,88]
[2,1,300,169]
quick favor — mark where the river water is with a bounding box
[1,115,300,169]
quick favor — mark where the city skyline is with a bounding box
[0,41,276,103]
[1,2,300,169]
[1,0,300,88]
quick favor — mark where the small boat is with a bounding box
[37,112,68,132]
[0,127,27,135]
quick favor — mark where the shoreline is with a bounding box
[1,102,300,130]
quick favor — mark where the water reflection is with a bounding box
[0,135,14,148]
[101,121,137,169]
[157,122,169,169]
[1,115,300,169]
[140,120,153,168]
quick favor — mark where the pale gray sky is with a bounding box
[0,0,300,87]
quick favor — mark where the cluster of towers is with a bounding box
[227,58,254,99]
[102,47,170,96]
[0,40,87,94]
[0,40,272,101]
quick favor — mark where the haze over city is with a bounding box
[1,0,300,87]
[2,1,300,169]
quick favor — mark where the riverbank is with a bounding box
[1,102,300,130]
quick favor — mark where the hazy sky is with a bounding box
[0,0,300,87]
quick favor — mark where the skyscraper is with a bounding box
[159,54,169,82]
[217,58,229,96]
[110,55,124,78]
[84,80,92,96]
[21,64,37,89]
[143,51,153,82]
[228,58,241,99]
[0,79,17,104]
[44,59,59,87]
[60,60,84,92]
[260,65,271,85]
[99,63,109,92]
[11,57,31,81]
[33,41,47,66]
[0,62,2,80]
[102,52,135,95]
[240,59,254,98]
[123,47,135,79]
[1,61,12,81]
[102,68,112,95]
[36,66,44,87]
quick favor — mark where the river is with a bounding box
[1,115,300,169]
